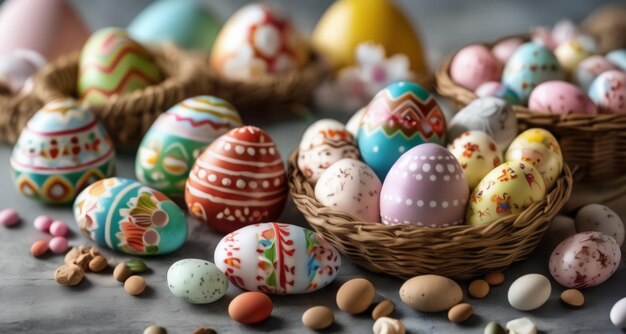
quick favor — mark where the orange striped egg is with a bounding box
[185,126,287,234]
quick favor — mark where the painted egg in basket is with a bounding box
[185,126,287,234]
[214,222,341,294]
[73,177,188,255]
[10,98,116,204]
[136,95,242,198]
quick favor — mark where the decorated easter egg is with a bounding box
[502,42,564,104]
[185,126,287,234]
[298,119,359,185]
[358,81,446,180]
[447,131,503,190]
[475,81,520,105]
[492,37,524,64]
[467,161,546,226]
[528,81,597,115]
[214,222,341,294]
[311,0,427,77]
[10,99,116,204]
[574,55,618,91]
[346,107,366,139]
[128,0,221,51]
[607,49,626,71]
[505,128,563,190]
[447,97,517,151]
[136,96,242,198]
[554,39,592,74]
[73,177,188,255]
[315,158,382,222]
[78,27,162,105]
[450,44,502,90]
[549,231,621,288]
[210,3,309,80]
[167,258,228,304]
[0,49,46,94]
[588,70,626,114]
[380,144,469,227]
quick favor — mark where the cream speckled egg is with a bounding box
[447,130,503,190]
[167,258,229,304]
[505,128,563,190]
[575,204,624,246]
[554,39,592,75]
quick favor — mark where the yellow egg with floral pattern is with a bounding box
[447,130,503,190]
[505,128,563,190]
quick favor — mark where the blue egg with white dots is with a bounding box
[357,82,446,180]
[607,49,626,71]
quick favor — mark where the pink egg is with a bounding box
[48,236,69,254]
[549,231,621,288]
[588,70,626,114]
[49,220,69,237]
[33,215,53,232]
[492,37,524,64]
[0,208,20,227]
[528,81,597,115]
[450,44,502,90]
[575,55,619,91]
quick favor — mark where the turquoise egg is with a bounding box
[502,42,564,104]
[73,177,188,255]
[128,0,221,51]
[607,49,626,71]
[358,81,446,180]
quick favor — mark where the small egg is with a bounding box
[0,208,20,227]
[484,272,505,286]
[560,289,584,308]
[574,55,618,91]
[507,274,551,311]
[448,130,503,190]
[506,317,537,334]
[49,237,69,254]
[124,275,146,296]
[399,275,462,312]
[228,292,273,324]
[505,128,563,190]
[588,70,626,114]
[336,278,376,314]
[492,37,524,64]
[31,240,49,257]
[448,303,473,324]
[575,204,624,246]
[167,259,228,304]
[468,279,489,299]
[474,81,520,105]
[528,81,597,115]
[372,300,394,320]
[450,44,503,90]
[484,321,507,334]
[33,215,52,232]
[611,297,626,329]
[302,306,334,330]
[554,39,592,75]
[606,49,626,71]
[49,220,69,237]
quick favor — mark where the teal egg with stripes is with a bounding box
[358,81,446,180]
[73,177,188,255]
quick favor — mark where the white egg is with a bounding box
[167,258,229,304]
[611,297,626,329]
[575,204,624,246]
[507,274,551,311]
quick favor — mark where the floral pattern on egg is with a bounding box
[448,131,503,190]
[505,128,563,190]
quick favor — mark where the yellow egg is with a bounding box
[505,128,563,190]
[467,161,546,226]
[448,130,503,190]
[554,39,591,75]
[311,0,427,77]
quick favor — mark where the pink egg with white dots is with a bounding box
[380,143,469,227]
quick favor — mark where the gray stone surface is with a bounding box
[0,0,625,333]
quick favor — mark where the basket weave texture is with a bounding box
[0,91,43,144]
[33,45,204,147]
[288,150,573,280]
[435,36,626,181]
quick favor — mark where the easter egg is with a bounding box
[447,131,503,190]
[528,81,597,115]
[210,3,309,81]
[588,70,626,114]
[450,44,502,90]
[549,231,621,288]
[380,144,468,227]
[502,42,564,104]
[505,128,563,190]
[346,107,366,139]
[0,49,46,94]
[315,158,382,222]
[575,204,625,246]
[185,126,287,234]
[128,0,221,51]
[167,258,229,304]
[73,177,188,255]
[474,81,520,105]
[10,98,116,204]
[574,55,618,91]
[358,81,446,180]
[78,27,163,105]
[467,161,546,226]
[607,49,626,71]
[297,119,359,185]
[136,96,242,198]
[554,39,592,75]
[447,97,518,152]
[492,37,524,64]
[311,0,427,76]
[214,222,341,294]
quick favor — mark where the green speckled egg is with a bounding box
[167,258,228,304]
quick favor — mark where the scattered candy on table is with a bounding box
[0,208,20,227]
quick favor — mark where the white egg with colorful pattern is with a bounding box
[447,130,503,190]
[167,258,229,304]
[505,128,563,190]
[214,222,341,294]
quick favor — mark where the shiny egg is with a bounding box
[450,44,502,90]
[588,70,626,114]
[448,130,503,190]
[528,81,597,115]
[505,128,563,190]
[574,55,618,91]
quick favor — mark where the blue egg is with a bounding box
[607,49,626,71]
[502,42,564,104]
[358,81,446,180]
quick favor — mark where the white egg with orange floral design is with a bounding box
[447,130,503,190]
[505,128,563,190]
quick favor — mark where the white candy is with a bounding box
[506,317,537,334]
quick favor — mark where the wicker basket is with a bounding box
[33,45,204,147]
[288,150,573,280]
[0,89,43,144]
[435,36,626,181]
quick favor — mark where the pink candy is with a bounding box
[0,208,20,227]
[49,220,69,237]
[34,215,53,232]
[49,237,69,254]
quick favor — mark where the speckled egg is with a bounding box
[185,126,287,234]
[214,222,341,294]
[167,258,229,304]
[358,81,446,180]
[298,119,360,185]
[574,55,618,91]
[588,70,626,114]
[447,97,518,152]
[549,231,621,288]
[554,39,592,74]
[474,81,521,105]
[492,37,524,64]
[450,44,503,90]
[467,161,546,226]
[346,107,366,139]
[528,81,597,115]
[380,143,469,227]
[505,128,563,190]
[607,49,626,71]
[210,3,309,80]
[502,42,564,104]
[315,158,381,222]
[10,98,116,204]
[0,49,45,94]
[575,204,624,246]
[447,131,503,190]
[136,96,242,198]
[73,177,188,255]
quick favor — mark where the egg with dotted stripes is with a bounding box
[505,128,563,190]
[447,130,503,190]
[167,258,229,304]
[380,143,469,227]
